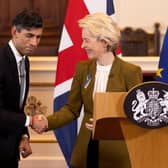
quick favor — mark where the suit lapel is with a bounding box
[24,56,30,105]
[6,45,20,94]
[6,45,30,109]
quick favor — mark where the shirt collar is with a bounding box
[8,40,26,64]
[96,62,112,71]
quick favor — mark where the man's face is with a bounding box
[11,26,43,55]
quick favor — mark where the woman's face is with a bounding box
[81,28,107,59]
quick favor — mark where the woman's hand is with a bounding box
[85,118,94,130]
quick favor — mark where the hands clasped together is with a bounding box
[30,114,48,134]
[30,115,94,133]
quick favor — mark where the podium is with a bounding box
[93,92,168,168]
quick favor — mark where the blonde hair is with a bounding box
[78,13,120,51]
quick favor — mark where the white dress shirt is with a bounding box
[93,62,112,97]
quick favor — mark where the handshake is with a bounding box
[29,115,48,134]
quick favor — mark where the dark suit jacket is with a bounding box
[0,44,29,160]
[47,57,143,168]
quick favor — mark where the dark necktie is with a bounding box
[19,58,26,108]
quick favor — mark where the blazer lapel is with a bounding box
[106,57,121,92]
[82,59,96,112]
[87,59,96,92]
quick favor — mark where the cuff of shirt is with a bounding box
[25,115,30,127]
[22,134,29,140]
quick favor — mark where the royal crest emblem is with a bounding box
[124,82,168,129]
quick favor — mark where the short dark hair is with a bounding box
[12,10,43,31]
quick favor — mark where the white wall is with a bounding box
[114,0,167,34]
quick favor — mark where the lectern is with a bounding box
[93,92,168,168]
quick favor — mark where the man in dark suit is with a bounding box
[0,10,44,167]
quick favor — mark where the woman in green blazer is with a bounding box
[46,13,143,168]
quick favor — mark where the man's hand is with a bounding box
[30,114,48,134]
[19,136,32,158]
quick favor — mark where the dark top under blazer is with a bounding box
[0,44,29,159]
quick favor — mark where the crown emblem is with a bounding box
[147,88,159,99]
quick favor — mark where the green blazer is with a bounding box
[47,57,143,168]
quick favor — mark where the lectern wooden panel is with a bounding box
[93,92,127,140]
[93,92,168,168]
